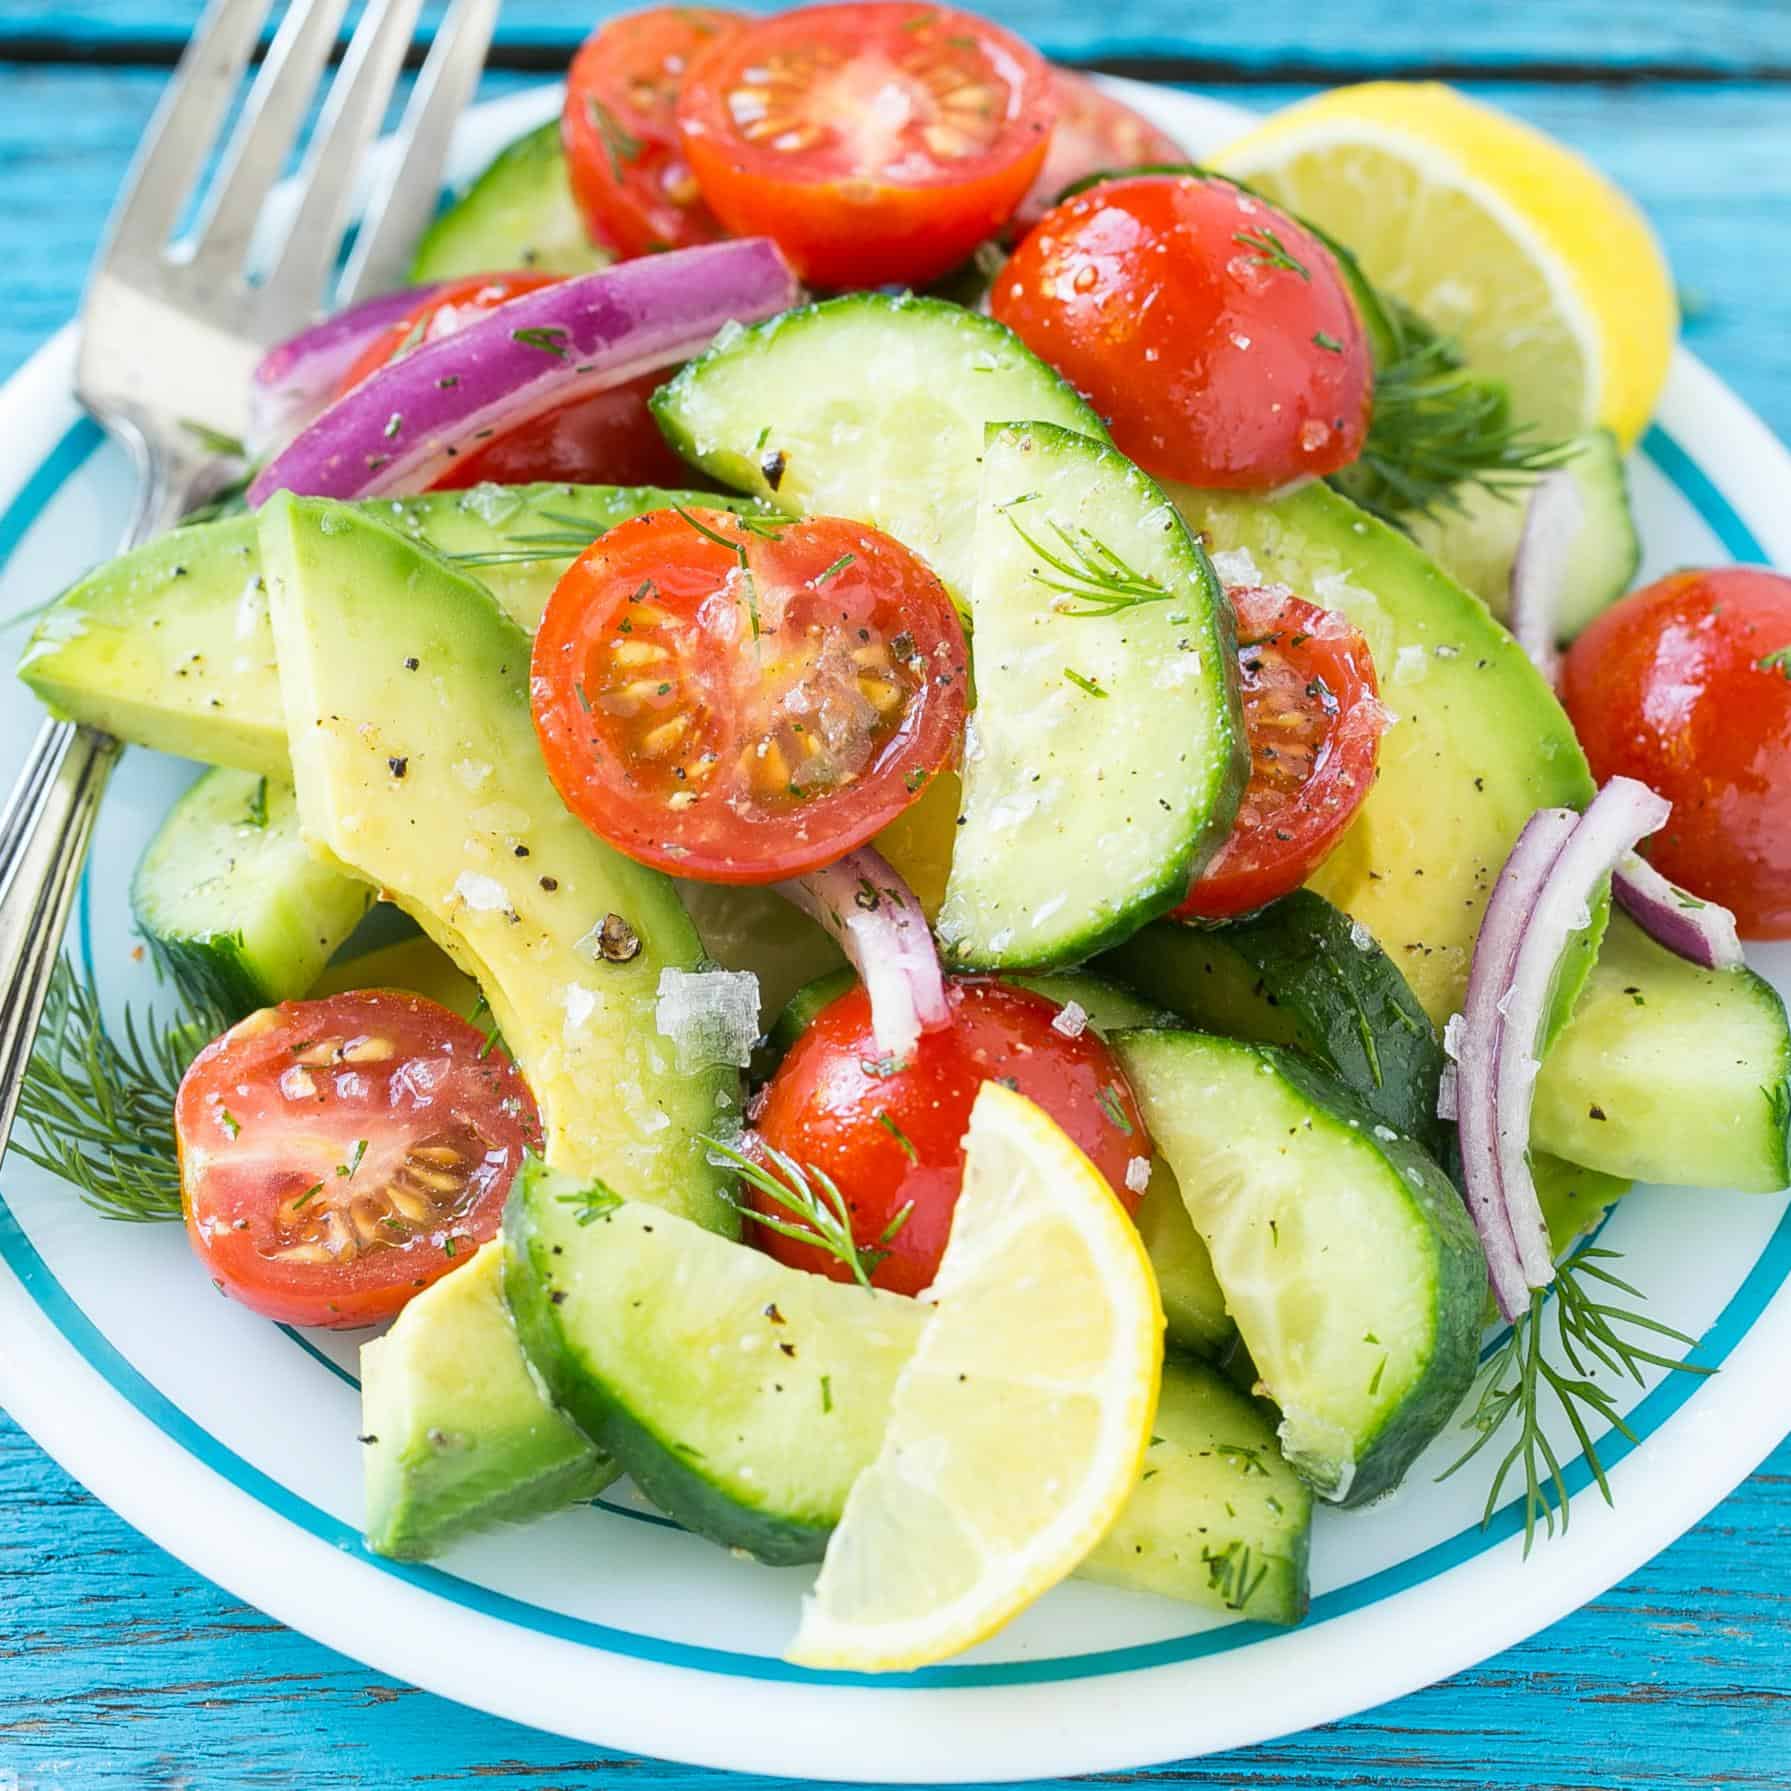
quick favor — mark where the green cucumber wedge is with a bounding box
[650,293,1106,606]
[1080,1357,1311,1626]
[19,484,764,776]
[1100,890,1449,1158]
[505,1166,926,1566]
[260,495,735,1230]
[937,422,1247,969]
[133,767,372,1018]
[504,1162,1310,1616]
[1110,1029,1485,1505]
[1535,912,1791,1191]
[409,122,611,283]
[362,1240,615,1560]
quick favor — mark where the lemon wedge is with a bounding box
[1216,82,1676,447]
[786,1080,1163,1672]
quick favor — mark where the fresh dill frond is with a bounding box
[1332,298,1571,526]
[704,1133,905,1289]
[1439,1244,1711,1554]
[13,958,225,1223]
[1002,506,1171,616]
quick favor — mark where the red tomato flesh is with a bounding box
[563,7,746,258]
[1561,566,1791,938]
[675,1,1054,288]
[531,507,968,883]
[1012,69,1184,234]
[750,979,1149,1295]
[993,173,1373,490]
[1176,584,1385,922]
[334,272,689,489]
[174,991,541,1329]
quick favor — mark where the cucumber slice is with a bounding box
[1535,912,1791,1191]
[132,767,372,1018]
[1099,890,1448,1158]
[1080,1356,1311,1627]
[409,121,610,283]
[938,422,1247,969]
[362,1240,615,1560]
[505,1163,1309,1614]
[1407,430,1641,637]
[504,1164,926,1565]
[650,293,1106,606]
[1110,1029,1485,1505]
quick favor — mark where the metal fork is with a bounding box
[0,0,499,1163]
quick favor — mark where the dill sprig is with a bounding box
[1439,1244,1711,1554]
[704,1133,907,1290]
[1332,298,1571,526]
[13,958,225,1223]
[1001,505,1172,616]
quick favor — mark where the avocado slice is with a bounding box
[259,494,735,1230]
[362,1239,615,1560]
[20,484,764,775]
[1169,478,1596,1028]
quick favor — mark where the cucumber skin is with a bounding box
[1269,1049,1485,1505]
[1102,891,1449,1159]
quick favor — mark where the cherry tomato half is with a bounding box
[532,507,968,883]
[1561,567,1791,938]
[335,272,690,488]
[563,7,745,258]
[993,174,1373,490]
[174,991,541,1329]
[676,1,1054,288]
[750,979,1148,1294]
[1175,584,1386,922]
[1011,69,1184,235]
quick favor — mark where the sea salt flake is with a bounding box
[656,968,761,1072]
[1050,1000,1089,1039]
[1124,1157,1152,1195]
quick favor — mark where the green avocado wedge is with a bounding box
[1167,477,1597,1028]
[259,495,735,1230]
[362,1239,616,1560]
[502,1161,1311,1619]
[18,483,764,776]
[1110,1028,1485,1506]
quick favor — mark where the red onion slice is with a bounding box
[248,282,445,451]
[247,239,798,506]
[1457,806,1578,1321]
[776,848,951,1062]
[1495,777,1671,1292]
[1612,851,1744,971]
[1507,468,1585,686]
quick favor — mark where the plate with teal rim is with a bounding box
[2,80,1789,1783]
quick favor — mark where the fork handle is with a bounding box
[0,433,221,1165]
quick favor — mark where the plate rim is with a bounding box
[2,76,1790,1783]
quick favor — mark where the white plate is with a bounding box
[2,79,1789,1784]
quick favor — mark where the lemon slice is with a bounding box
[786,1081,1163,1672]
[1216,82,1676,447]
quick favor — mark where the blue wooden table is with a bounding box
[3,3,1790,1785]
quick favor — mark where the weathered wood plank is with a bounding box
[3,1414,1787,1786]
[1,0,1789,75]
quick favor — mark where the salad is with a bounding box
[16,0,1791,1673]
